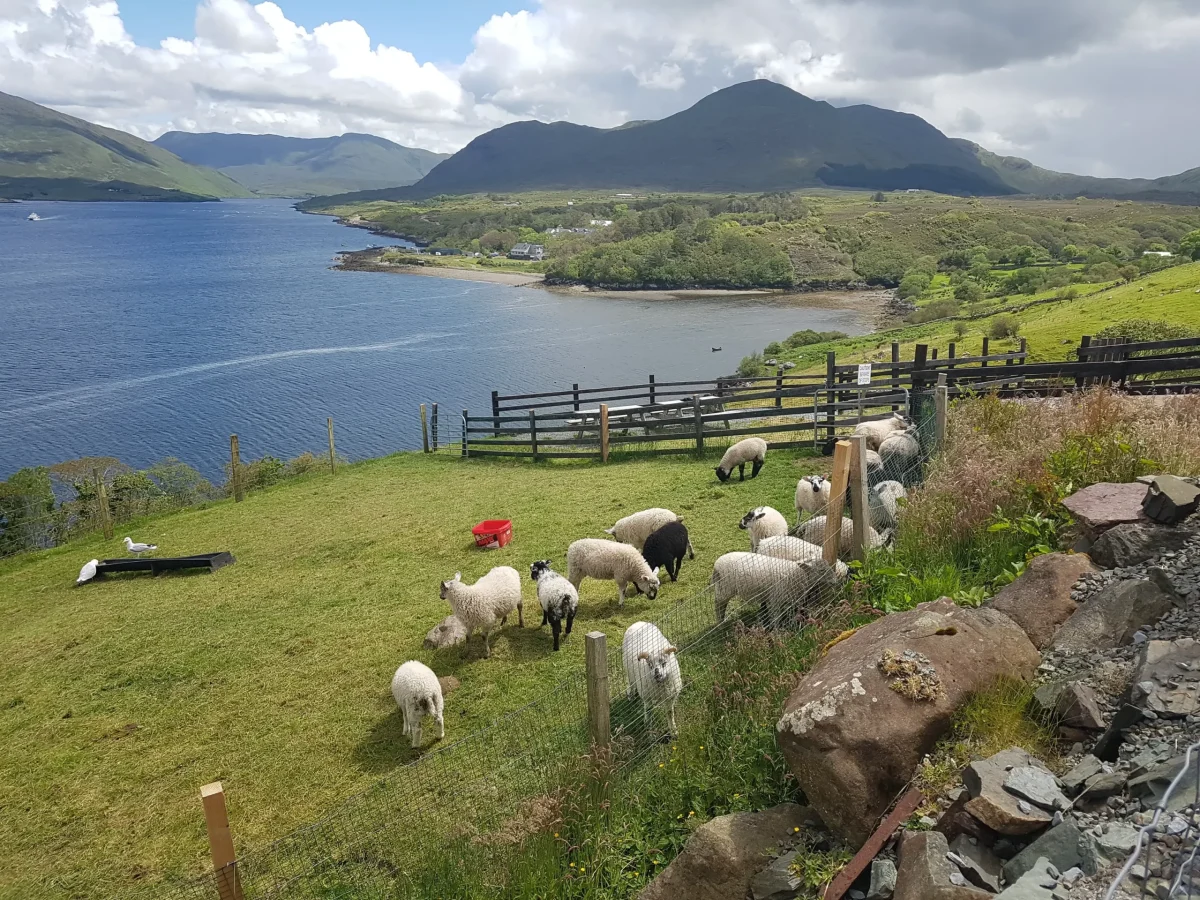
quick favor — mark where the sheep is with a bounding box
[714,437,767,482]
[641,520,694,583]
[795,515,886,555]
[529,560,579,651]
[756,534,825,564]
[868,480,908,531]
[622,621,682,734]
[605,508,681,550]
[794,475,833,526]
[438,566,524,658]
[567,539,660,607]
[739,506,789,552]
[710,552,843,628]
[878,427,921,483]
[390,660,445,749]
[864,448,884,477]
[852,413,911,451]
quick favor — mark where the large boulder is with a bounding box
[893,831,992,900]
[638,804,820,900]
[1061,482,1150,539]
[776,598,1040,844]
[988,552,1097,649]
[1089,522,1195,569]
[1142,475,1200,525]
[1052,578,1175,651]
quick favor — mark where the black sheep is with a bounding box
[641,520,694,583]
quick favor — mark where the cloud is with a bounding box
[1,0,1198,176]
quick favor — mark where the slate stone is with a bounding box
[936,792,1004,846]
[1061,482,1150,539]
[1142,475,1200,525]
[1128,755,1200,813]
[1053,579,1175,651]
[751,849,801,900]
[1130,639,1200,718]
[1054,683,1106,730]
[1002,822,1089,885]
[1078,771,1127,800]
[1089,522,1195,569]
[1080,822,1140,871]
[1004,766,1069,813]
[1092,704,1145,762]
[867,858,897,900]
[893,831,993,900]
[949,834,1004,893]
[963,749,1054,835]
[996,857,1059,900]
[1060,756,1103,795]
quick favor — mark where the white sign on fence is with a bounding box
[857,363,873,386]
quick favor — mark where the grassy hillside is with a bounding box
[0,448,827,899]
[152,132,448,198]
[0,92,251,201]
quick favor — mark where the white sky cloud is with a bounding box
[1,0,1197,176]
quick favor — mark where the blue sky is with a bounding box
[116,0,516,64]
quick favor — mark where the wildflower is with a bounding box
[570,862,575,868]
[733,793,740,799]
[689,811,695,817]
[793,827,800,833]
[658,763,664,768]
[699,745,705,750]
[554,832,559,838]
[579,868,586,873]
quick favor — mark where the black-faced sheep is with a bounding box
[641,520,694,582]
[529,560,579,651]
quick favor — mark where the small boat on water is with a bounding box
[711,346,722,352]
[27,213,42,221]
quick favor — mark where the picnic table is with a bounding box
[566,395,728,436]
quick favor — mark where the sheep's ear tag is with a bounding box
[665,647,678,655]
[637,651,650,661]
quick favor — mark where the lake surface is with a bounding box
[0,199,871,480]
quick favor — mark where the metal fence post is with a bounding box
[823,440,852,566]
[420,404,430,453]
[648,374,656,406]
[431,402,439,451]
[584,632,611,750]
[848,436,870,562]
[775,366,784,409]
[229,435,244,503]
[201,782,244,900]
[693,400,704,455]
[572,383,580,413]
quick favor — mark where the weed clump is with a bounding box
[878,649,945,702]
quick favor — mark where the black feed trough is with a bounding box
[93,552,235,578]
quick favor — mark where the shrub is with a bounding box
[953,321,969,339]
[1094,319,1199,343]
[784,330,848,348]
[906,298,960,324]
[897,272,932,299]
[953,279,984,304]
[989,315,1021,340]
[763,341,784,356]
[737,352,765,377]
[145,458,217,506]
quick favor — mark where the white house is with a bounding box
[1143,251,1173,258]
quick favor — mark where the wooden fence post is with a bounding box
[431,403,439,451]
[491,391,501,438]
[775,367,784,409]
[599,404,610,463]
[823,440,852,567]
[848,436,870,562]
[693,400,704,455]
[648,374,656,406]
[1077,335,1092,389]
[461,410,469,458]
[584,632,611,750]
[572,383,580,413]
[825,352,837,441]
[229,435,244,503]
[891,342,901,412]
[947,342,957,387]
[420,404,430,453]
[980,336,990,370]
[326,418,337,473]
[934,384,949,450]
[911,344,929,391]
[529,409,539,462]
[200,782,244,900]
[93,467,113,539]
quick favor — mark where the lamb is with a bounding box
[794,475,832,526]
[795,515,886,555]
[438,566,524,658]
[529,560,579,651]
[605,508,681,550]
[739,506,789,552]
[868,480,908,531]
[853,413,911,451]
[622,621,682,734]
[641,520,694,583]
[714,437,767,483]
[878,427,921,483]
[567,538,660,606]
[390,660,445,749]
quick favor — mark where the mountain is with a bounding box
[956,140,1200,205]
[0,91,250,201]
[305,80,1017,204]
[153,132,449,198]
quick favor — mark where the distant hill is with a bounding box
[303,80,1017,205]
[153,132,449,198]
[0,91,250,201]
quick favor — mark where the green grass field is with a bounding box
[0,449,826,899]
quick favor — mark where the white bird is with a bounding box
[123,537,158,556]
[76,559,99,584]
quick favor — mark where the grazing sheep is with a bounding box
[794,475,833,526]
[529,560,579,651]
[605,508,681,550]
[879,427,921,483]
[796,515,886,555]
[642,520,694,583]
[739,506,789,552]
[710,551,842,628]
[622,621,682,733]
[390,660,445,749]
[567,539,660,607]
[869,480,908,531]
[439,567,524,658]
[756,536,851,577]
[852,413,911,451]
[714,437,767,482]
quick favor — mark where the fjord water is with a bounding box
[0,200,868,479]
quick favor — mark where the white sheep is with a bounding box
[714,437,767,482]
[869,480,908,531]
[879,427,921,481]
[530,560,580,651]
[739,506,789,551]
[756,534,825,564]
[438,566,524,658]
[853,413,911,451]
[622,621,682,734]
[711,552,805,623]
[605,508,681,550]
[390,660,445,749]
[796,515,886,555]
[567,539,661,606]
[794,475,833,525]
[864,448,884,476]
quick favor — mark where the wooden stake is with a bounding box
[823,440,852,566]
[200,782,243,900]
[934,384,949,450]
[584,632,611,750]
[529,409,539,462]
[420,404,430,453]
[229,435,244,503]
[775,366,784,409]
[93,467,113,540]
[491,390,501,438]
[326,417,336,473]
[599,404,610,463]
[848,436,870,562]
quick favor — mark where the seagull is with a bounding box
[123,537,158,556]
[76,559,99,585]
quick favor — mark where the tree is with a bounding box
[953,321,969,339]
[1005,245,1038,266]
[480,230,517,252]
[1181,230,1200,260]
[989,314,1021,340]
[954,279,984,304]
[0,467,55,554]
[897,271,932,299]
[1118,265,1139,283]
[871,191,887,202]
[938,249,972,271]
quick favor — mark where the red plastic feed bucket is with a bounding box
[472,519,513,549]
